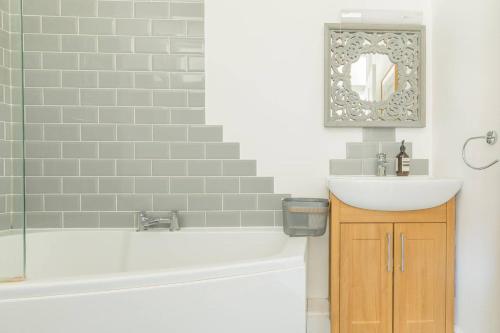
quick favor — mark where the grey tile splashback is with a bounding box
[410,159,430,175]
[346,142,379,159]
[362,127,396,142]
[23,0,285,228]
[346,142,413,159]
[331,128,428,177]
[330,159,363,175]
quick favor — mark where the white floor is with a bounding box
[307,299,330,333]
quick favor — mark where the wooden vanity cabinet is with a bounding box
[329,194,455,333]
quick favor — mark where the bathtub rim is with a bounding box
[0,227,307,301]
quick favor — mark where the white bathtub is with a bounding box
[0,228,307,333]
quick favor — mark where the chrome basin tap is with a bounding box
[376,153,388,177]
[137,211,180,232]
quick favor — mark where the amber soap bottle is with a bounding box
[396,140,410,176]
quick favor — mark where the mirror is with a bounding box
[351,54,398,102]
[324,24,425,128]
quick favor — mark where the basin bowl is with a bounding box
[328,176,463,211]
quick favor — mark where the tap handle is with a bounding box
[170,210,180,231]
[137,211,147,231]
[377,153,387,162]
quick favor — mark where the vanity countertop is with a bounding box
[327,176,463,211]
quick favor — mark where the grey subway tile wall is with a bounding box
[206,211,240,227]
[241,211,275,227]
[23,0,286,228]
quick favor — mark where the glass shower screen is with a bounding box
[0,0,26,282]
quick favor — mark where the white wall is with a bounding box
[205,0,433,298]
[432,0,500,332]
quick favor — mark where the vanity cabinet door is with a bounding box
[340,223,393,333]
[394,223,447,333]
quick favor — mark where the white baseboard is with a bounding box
[307,298,330,333]
[307,314,330,333]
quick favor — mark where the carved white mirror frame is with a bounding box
[324,24,426,128]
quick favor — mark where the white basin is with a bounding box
[328,176,463,211]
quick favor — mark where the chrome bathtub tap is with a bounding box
[376,153,388,177]
[137,211,180,232]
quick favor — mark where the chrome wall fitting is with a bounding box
[462,130,498,170]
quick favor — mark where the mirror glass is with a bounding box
[351,54,398,102]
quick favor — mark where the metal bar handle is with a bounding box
[387,233,392,273]
[401,233,405,272]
